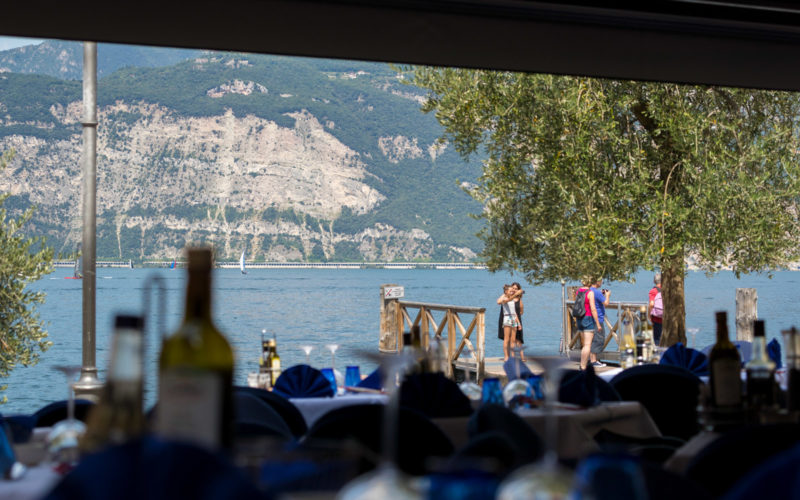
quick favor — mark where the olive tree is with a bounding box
[0,149,54,402]
[412,69,800,345]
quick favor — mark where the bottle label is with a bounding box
[156,369,222,449]
[712,359,742,406]
[109,329,143,382]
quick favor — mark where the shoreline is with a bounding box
[53,261,489,270]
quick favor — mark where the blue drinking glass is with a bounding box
[526,374,544,400]
[321,368,337,397]
[572,452,648,500]
[481,377,503,406]
[345,365,361,389]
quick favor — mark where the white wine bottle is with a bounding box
[709,311,743,409]
[81,314,145,452]
[156,248,234,450]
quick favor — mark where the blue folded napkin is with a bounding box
[503,358,533,381]
[2,414,35,443]
[767,338,782,369]
[273,365,334,399]
[356,368,382,390]
[660,342,709,376]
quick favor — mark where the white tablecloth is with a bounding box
[0,464,61,500]
[434,401,661,460]
[290,394,388,428]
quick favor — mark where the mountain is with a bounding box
[0,40,202,80]
[0,49,484,262]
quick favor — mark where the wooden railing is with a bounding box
[396,301,486,382]
[563,299,648,356]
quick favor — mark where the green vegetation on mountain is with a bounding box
[0,50,484,262]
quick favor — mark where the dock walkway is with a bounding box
[455,355,620,383]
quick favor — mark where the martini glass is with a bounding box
[300,344,314,365]
[497,355,574,500]
[337,351,420,500]
[326,343,344,394]
[46,365,87,466]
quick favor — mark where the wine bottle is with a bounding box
[745,319,776,417]
[81,314,145,452]
[620,310,637,369]
[269,336,281,386]
[156,247,234,450]
[709,311,743,409]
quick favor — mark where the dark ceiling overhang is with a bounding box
[3,1,800,90]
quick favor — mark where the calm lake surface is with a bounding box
[3,267,800,413]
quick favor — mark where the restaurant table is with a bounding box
[433,401,661,460]
[0,463,61,500]
[290,394,388,428]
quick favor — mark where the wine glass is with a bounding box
[46,365,87,466]
[337,351,420,500]
[687,328,699,349]
[300,344,314,365]
[326,344,344,394]
[458,364,482,401]
[497,355,574,500]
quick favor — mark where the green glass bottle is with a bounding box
[709,311,743,409]
[156,248,234,450]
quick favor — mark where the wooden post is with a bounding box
[736,288,758,341]
[447,310,456,377]
[476,310,485,384]
[379,284,399,353]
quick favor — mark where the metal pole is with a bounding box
[74,41,101,398]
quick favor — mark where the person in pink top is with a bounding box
[647,273,663,345]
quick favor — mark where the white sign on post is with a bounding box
[384,286,404,299]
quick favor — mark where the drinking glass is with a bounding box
[345,366,361,389]
[300,344,314,365]
[338,351,420,499]
[46,365,86,466]
[687,328,699,349]
[321,368,337,396]
[497,355,574,500]
[481,378,503,406]
[326,344,344,394]
[503,351,532,409]
[458,366,482,401]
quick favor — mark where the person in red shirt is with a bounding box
[647,273,663,345]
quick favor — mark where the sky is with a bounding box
[0,36,43,51]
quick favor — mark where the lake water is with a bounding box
[3,267,800,414]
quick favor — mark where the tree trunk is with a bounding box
[660,251,686,346]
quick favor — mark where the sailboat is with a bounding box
[65,244,82,279]
[169,259,176,270]
[240,250,248,275]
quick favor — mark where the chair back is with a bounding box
[610,364,702,441]
[234,386,307,438]
[400,373,472,418]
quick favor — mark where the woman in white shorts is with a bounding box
[497,284,522,361]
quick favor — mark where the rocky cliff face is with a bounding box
[0,99,475,262]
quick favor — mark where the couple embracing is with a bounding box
[497,282,526,362]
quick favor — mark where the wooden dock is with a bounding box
[454,354,621,384]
